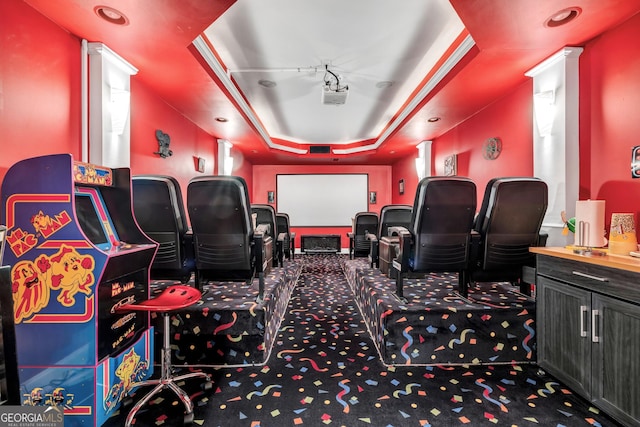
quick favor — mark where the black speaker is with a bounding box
[309,145,331,154]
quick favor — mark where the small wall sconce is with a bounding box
[268,191,275,203]
[369,191,377,204]
[218,139,234,175]
[399,179,405,195]
[533,90,556,137]
[196,157,205,173]
[415,140,431,180]
[632,146,640,178]
[415,158,426,180]
[110,87,130,135]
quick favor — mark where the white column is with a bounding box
[525,47,583,247]
[87,42,138,168]
[415,140,432,180]
[217,139,234,175]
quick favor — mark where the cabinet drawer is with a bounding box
[537,255,640,305]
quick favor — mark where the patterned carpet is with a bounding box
[104,254,622,427]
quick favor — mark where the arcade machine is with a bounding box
[1,154,158,426]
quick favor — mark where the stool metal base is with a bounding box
[124,311,211,427]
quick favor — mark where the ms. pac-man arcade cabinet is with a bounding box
[1,154,157,426]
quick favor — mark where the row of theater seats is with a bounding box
[131,175,294,301]
[348,176,549,300]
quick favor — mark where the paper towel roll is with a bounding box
[574,200,606,247]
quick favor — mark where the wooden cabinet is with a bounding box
[534,249,640,427]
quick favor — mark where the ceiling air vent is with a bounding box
[309,145,331,154]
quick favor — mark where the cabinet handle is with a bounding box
[571,271,609,282]
[591,309,600,343]
[580,305,588,337]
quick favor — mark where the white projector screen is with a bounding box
[277,174,368,226]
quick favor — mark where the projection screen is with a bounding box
[276,174,368,226]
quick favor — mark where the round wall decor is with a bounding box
[483,137,502,160]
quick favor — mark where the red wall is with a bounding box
[129,79,218,206]
[0,0,82,183]
[129,77,253,208]
[581,12,640,227]
[392,81,534,208]
[252,164,391,248]
[391,155,421,206]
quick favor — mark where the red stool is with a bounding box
[117,285,211,426]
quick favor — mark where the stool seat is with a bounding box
[116,284,211,426]
[119,285,201,312]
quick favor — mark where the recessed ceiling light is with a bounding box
[94,6,129,25]
[215,117,228,122]
[375,81,393,89]
[258,79,277,88]
[427,117,441,123]
[545,7,581,27]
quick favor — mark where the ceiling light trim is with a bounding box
[192,35,308,155]
[332,34,476,155]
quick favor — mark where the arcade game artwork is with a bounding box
[1,154,157,426]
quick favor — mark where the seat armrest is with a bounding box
[183,230,195,261]
[252,231,267,273]
[394,227,413,272]
[347,232,355,259]
[365,232,377,242]
[367,232,379,268]
[536,232,548,247]
[256,224,270,235]
[387,225,408,237]
[468,230,481,266]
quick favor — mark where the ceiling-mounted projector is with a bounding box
[321,85,348,105]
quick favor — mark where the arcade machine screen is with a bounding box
[75,194,110,248]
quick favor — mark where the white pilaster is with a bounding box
[526,47,583,247]
[87,42,137,168]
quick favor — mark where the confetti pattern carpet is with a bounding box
[105,254,622,427]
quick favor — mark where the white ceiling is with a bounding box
[202,0,465,146]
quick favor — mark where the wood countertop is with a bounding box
[530,246,640,273]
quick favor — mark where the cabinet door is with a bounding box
[537,277,592,397]
[592,294,640,426]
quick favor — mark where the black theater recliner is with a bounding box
[348,212,379,259]
[132,175,196,284]
[390,177,477,301]
[187,176,271,300]
[465,177,548,297]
